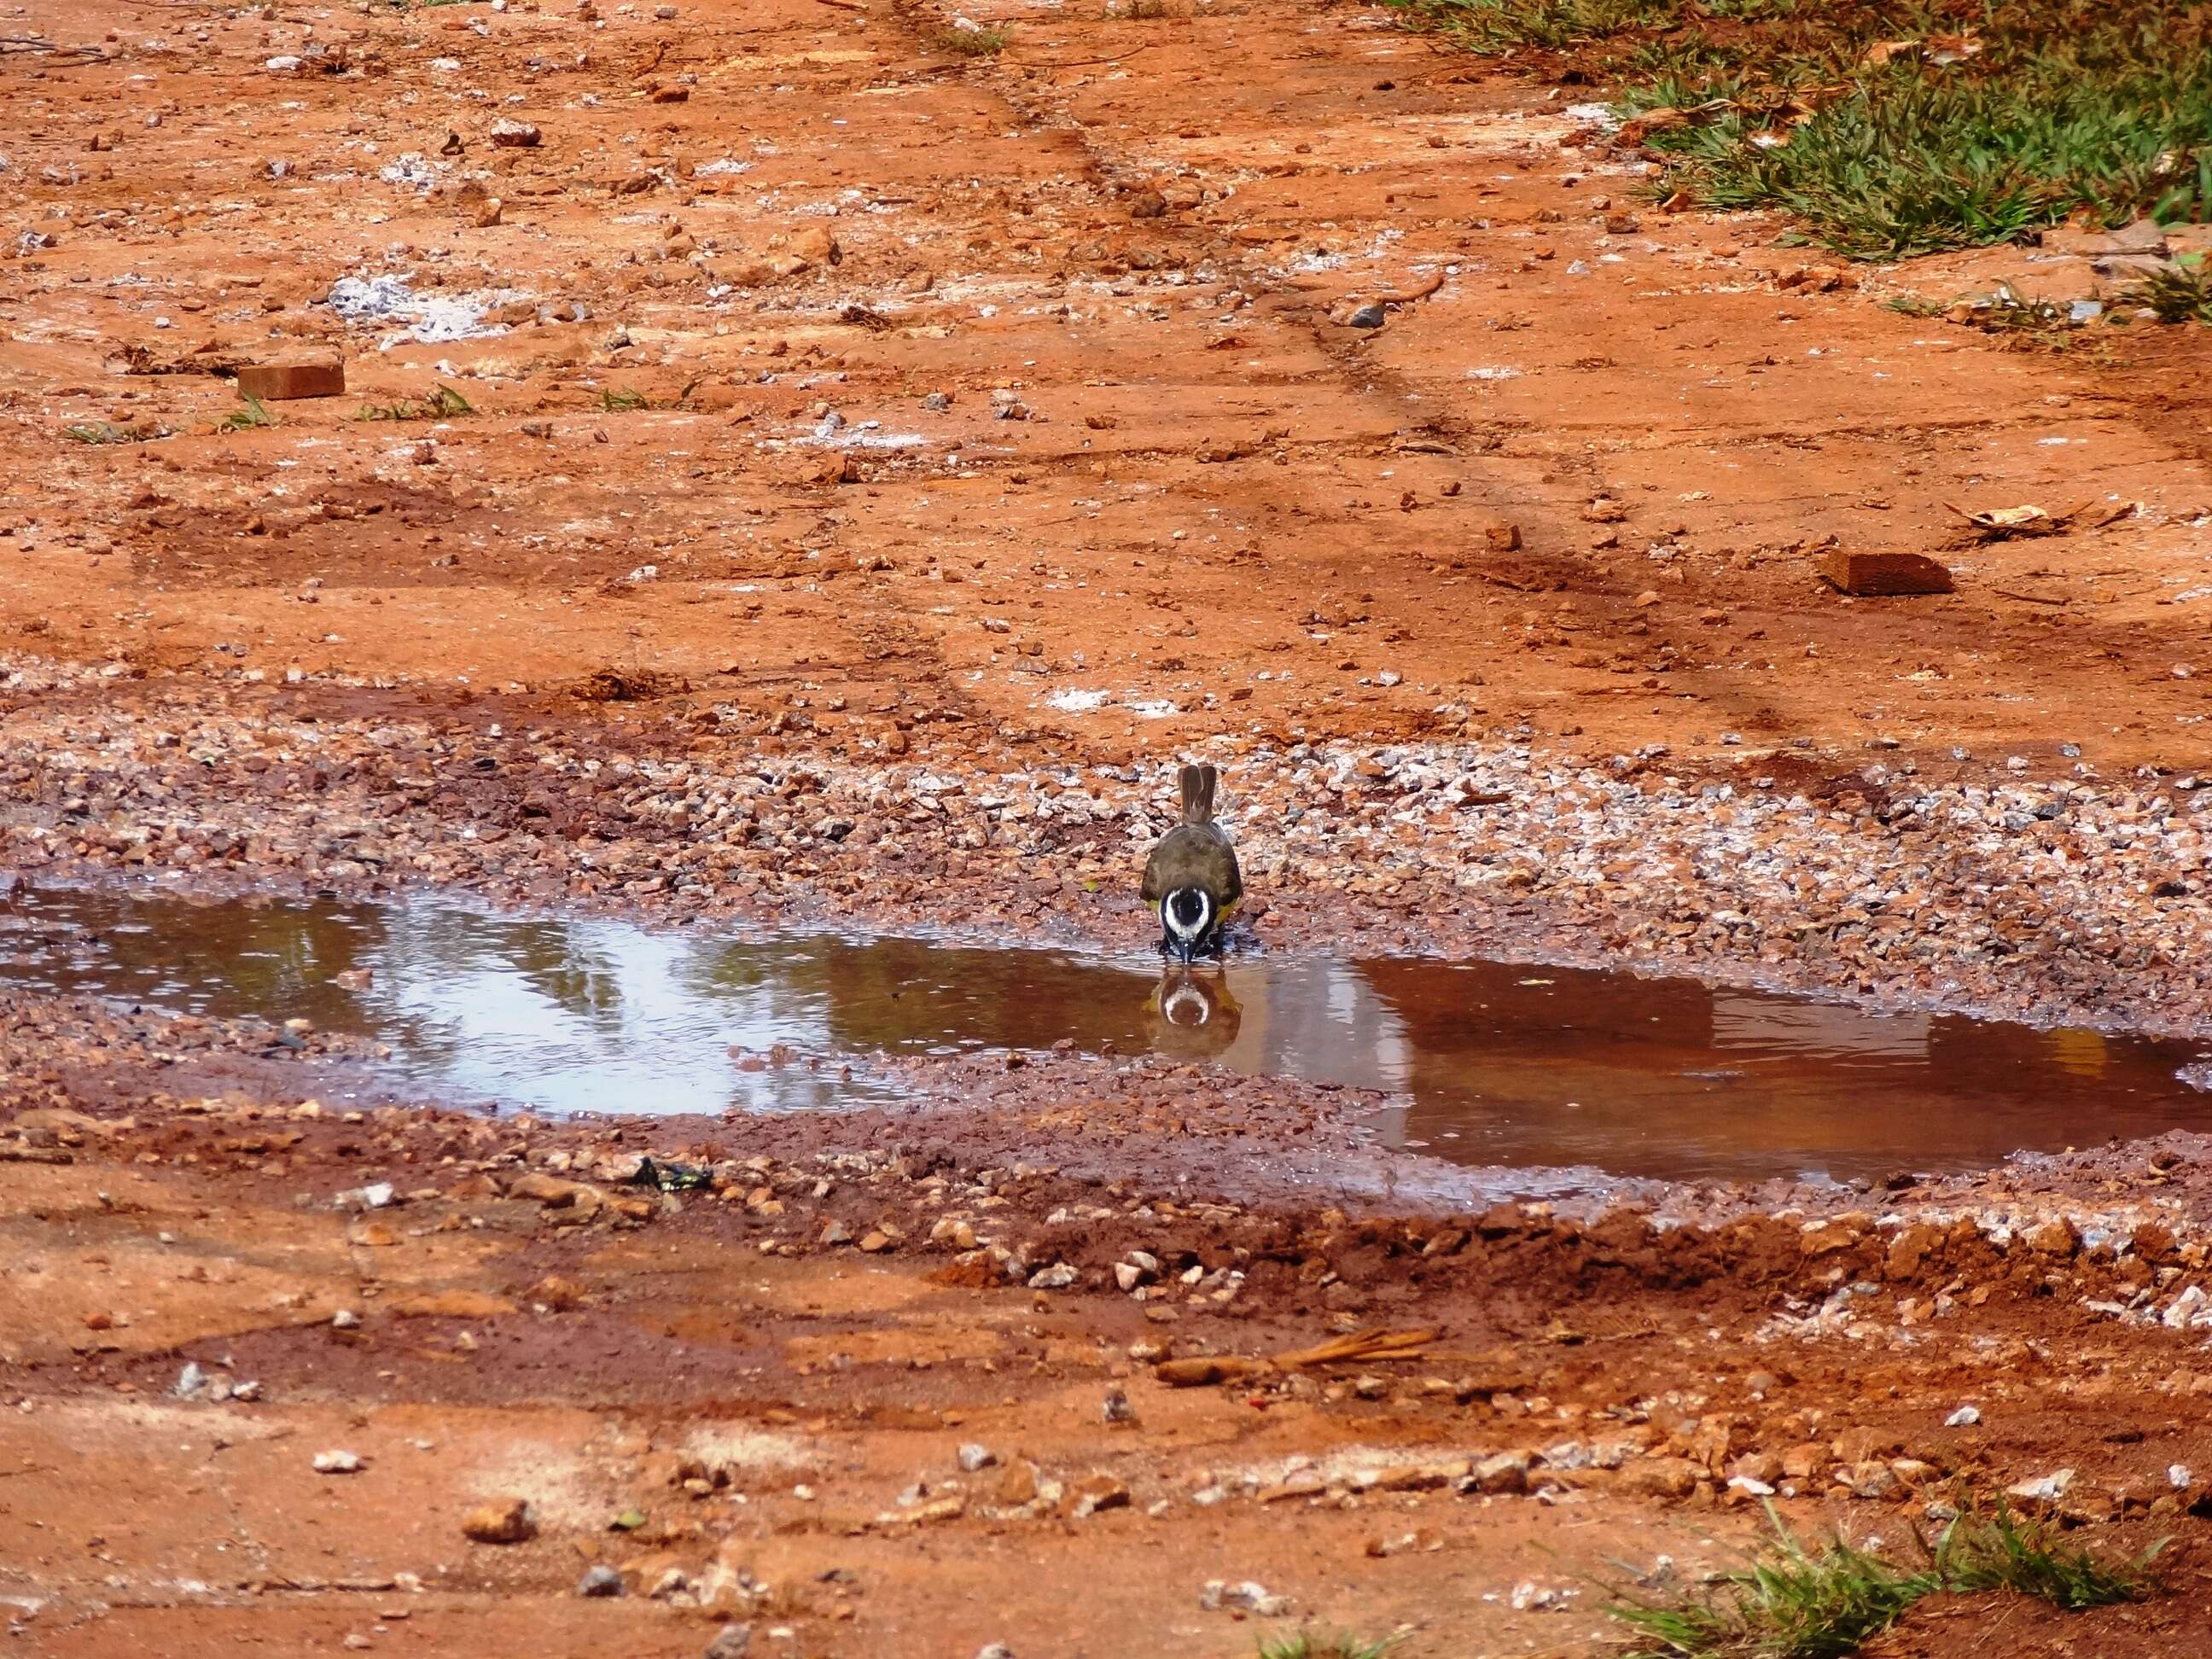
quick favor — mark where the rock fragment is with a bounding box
[461,1497,536,1544]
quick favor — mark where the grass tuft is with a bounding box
[2120,253,2212,323]
[1256,1633,1398,1659]
[934,21,1009,55]
[356,383,474,422]
[1975,282,2078,347]
[1936,1502,2165,1611]
[221,393,274,433]
[1609,1501,2163,1659]
[598,386,649,412]
[1382,0,2212,260]
[1610,1519,1930,1659]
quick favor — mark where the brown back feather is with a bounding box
[1179,762,1218,825]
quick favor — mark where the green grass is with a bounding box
[1382,0,2212,260]
[1937,1503,2167,1610]
[221,393,273,433]
[2121,251,2212,322]
[934,20,1009,55]
[1610,1522,1932,1659]
[1256,1633,1398,1659]
[1609,1502,2163,1659]
[356,383,474,422]
[597,386,649,412]
[1974,281,2078,346]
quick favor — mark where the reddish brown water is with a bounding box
[1,882,2206,1183]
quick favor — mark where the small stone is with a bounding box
[1066,1473,1131,1517]
[1470,1452,1529,1494]
[1101,1387,1136,1424]
[490,119,541,148]
[1200,1580,1289,1617]
[461,1497,535,1544]
[957,1443,998,1473]
[703,1626,753,1659]
[2006,1469,2075,1505]
[976,1647,1015,1659]
[996,1460,1040,1506]
[1345,302,1387,329]
[789,224,840,265]
[1027,1263,1077,1290]
[1843,1460,1902,1500]
[578,1564,626,1597]
[1621,1458,1702,1500]
[175,1361,208,1398]
[2024,1218,2078,1258]
[331,1309,360,1329]
[1944,1405,1981,1428]
[313,1450,364,1474]
[2102,218,2169,255]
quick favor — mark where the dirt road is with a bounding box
[6,0,2212,1651]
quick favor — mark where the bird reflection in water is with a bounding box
[1144,968,1242,1062]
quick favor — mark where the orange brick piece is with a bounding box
[1819,549,1953,597]
[235,360,346,401]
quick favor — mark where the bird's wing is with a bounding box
[1139,843,1167,903]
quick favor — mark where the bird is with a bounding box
[1145,969,1243,1062]
[1139,762,1241,962]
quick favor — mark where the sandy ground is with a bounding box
[8,0,2212,1651]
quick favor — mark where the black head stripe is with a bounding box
[1167,889,1207,930]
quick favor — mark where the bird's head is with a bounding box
[1161,887,1212,962]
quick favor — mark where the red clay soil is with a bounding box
[9,0,2212,1653]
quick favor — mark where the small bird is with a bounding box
[1145,969,1243,1062]
[1140,762,1242,962]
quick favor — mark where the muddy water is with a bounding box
[2,883,2207,1184]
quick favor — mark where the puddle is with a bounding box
[2,884,2209,1184]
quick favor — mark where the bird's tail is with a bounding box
[1179,762,1218,824]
